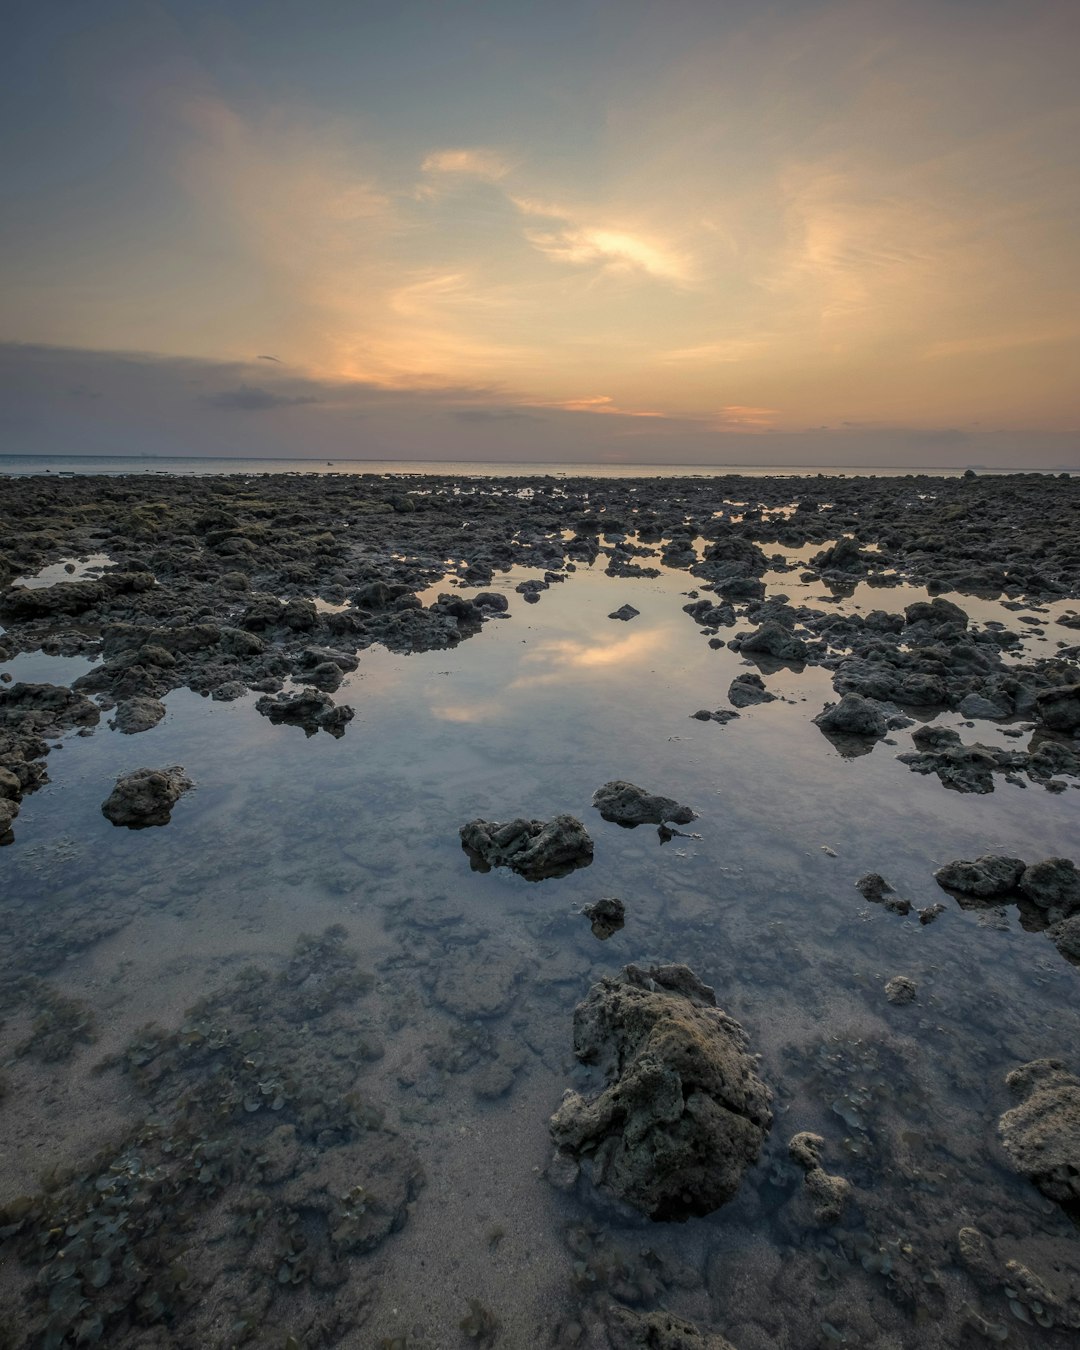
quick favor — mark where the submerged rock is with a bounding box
[999,1059,1080,1206]
[460,814,594,881]
[605,1305,739,1350]
[934,855,1026,898]
[583,897,626,940]
[885,976,917,1005]
[101,765,193,827]
[592,780,697,828]
[549,964,772,1220]
[855,872,893,901]
[788,1131,852,1225]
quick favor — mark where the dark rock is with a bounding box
[549,964,772,1220]
[254,688,354,737]
[999,1060,1080,1206]
[728,673,775,708]
[885,976,917,1005]
[473,591,509,612]
[813,693,888,739]
[592,780,697,827]
[934,855,1026,897]
[1019,858,1080,915]
[583,897,626,940]
[101,765,193,827]
[609,604,640,621]
[460,814,594,881]
[739,622,807,663]
[1035,683,1080,732]
[855,873,892,901]
[918,904,946,924]
[690,709,740,725]
[108,696,166,735]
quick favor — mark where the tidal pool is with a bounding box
[1,550,1079,1348]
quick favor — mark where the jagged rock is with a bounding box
[1020,858,1080,915]
[904,597,968,629]
[1051,915,1080,960]
[0,796,19,844]
[885,976,917,1005]
[690,709,739,725]
[473,592,509,612]
[583,897,626,939]
[460,814,593,881]
[958,692,1010,719]
[1036,683,1080,732]
[549,964,772,1220]
[605,1305,739,1350]
[739,622,807,662]
[934,855,1026,897]
[609,604,640,621]
[787,1132,852,1224]
[897,726,1023,793]
[728,673,775,708]
[813,693,888,739]
[592,780,697,827]
[0,682,100,736]
[999,1060,1080,1206]
[254,688,354,737]
[108,696,166,735]
[101,765,193,827]
[855,872,893,901]
[683,599,735,629]
[918,904,946,924]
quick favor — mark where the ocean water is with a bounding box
[2,530,1079,1346]
[0,453,1069,479]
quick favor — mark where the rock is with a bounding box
[1050,914,1080,960]
[0,766,22,800]
[604,1305,739,1350]
[690,709,739,725]
[549,963,772,1220]
[1019,858,1080,915]
[885,975,917,1005]
[101,765,193,827]
[281,598,318,631]
[609,604,640,621]
[683,599,735,629]
[108,696,166,735]
[728,673,775,708]
[934,855,1026,897]
[813,693,888,739]
[254,688,354,737]
[1035,683,1080,732]
[918,904,946,925]
[999,1059,1080,1206]
[473,592,508,612]
[583,897,626,940]
[787,1132,852,1225]
[0,682,100,735]
[0,796,19,844]
[592,780,697,827]
[739,622,807,663]
[855,872,892,901]
[897,727,1022,793]
[904,597,968,629]
[958,693,1010,719]
[460,814,594,881]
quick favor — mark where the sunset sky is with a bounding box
[2,0,1078,466]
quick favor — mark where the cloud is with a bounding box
[511,196,690,283]
[204,385,319,412]
[453,407,544,422]
[420,147,512,180]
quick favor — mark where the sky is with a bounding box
[1,0,1078,467]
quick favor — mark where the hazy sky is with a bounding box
[2,0,1078,466]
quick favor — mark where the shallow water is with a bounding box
[2,549,1079,1347]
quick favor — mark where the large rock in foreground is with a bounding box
[999,1059,1080,1207]
[549,964,772,1220]
[592,780,697,827]
[604,1306,739,1350]
[460,814,593,881]
[102,766,193,827]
